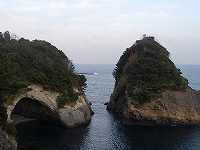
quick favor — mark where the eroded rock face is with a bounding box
[59,95,92,127]
[123,87,200,125]
[6,85,93,128]
[108,82,200,126]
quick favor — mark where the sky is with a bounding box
[0,0,200,64]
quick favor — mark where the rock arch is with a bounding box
[11,97,61,124]
[6,84,93,128]
[7,85,60,124]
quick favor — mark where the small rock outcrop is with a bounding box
[7,84,93,128]
[107,36,200,126]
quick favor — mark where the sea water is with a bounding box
[16,64,200,150]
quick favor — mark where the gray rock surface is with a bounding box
[0,127,17,150]
[59,94,93,127]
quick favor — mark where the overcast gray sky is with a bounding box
[1,0,200,64]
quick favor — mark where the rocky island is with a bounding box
[0,31,93,148]
[107,36,200,126]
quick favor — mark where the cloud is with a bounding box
[17,6,41,12]
[119,14,129,18]
[70,1,116,11]
[48,2,67,9]
[110,3,120,8]
[5,14,40,29]
[0,1,68,14]
[1,0,199,64]
[70,15,111,22]
[134,12,170,17]
[0,2,3,7]
[154,4,177,9]
[73,2,97,11]
[0,5,41,13]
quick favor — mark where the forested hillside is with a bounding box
[0,31,86,135]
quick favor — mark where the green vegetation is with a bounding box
[136,90,151,105]
[0,30,86,99]
[113,36,187,104]
[0,31,87,135]
[57,91,79,108]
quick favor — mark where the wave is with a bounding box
[93,72,99,75]
[78,72,99,75]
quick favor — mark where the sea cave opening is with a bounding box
[11,97,61,125]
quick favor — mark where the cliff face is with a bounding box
[107,36,200,125]
[6,84,93,128]
[123,87,200,125]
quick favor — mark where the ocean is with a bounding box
[16,64,200,150]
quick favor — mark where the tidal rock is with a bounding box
[104,102,109,105]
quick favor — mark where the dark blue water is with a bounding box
[16,64,200,150]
